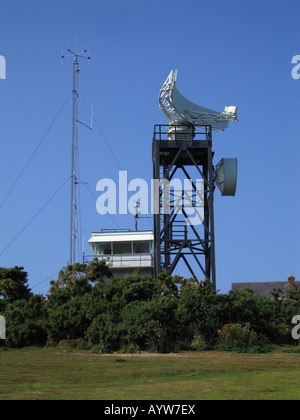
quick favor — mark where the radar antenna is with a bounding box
[158,70,237,131]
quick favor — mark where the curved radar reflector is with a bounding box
[215,158,238,196]
[159,70,238,131]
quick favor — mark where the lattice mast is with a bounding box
[62,45,90,265]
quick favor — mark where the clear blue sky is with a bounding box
[0,0,299,295]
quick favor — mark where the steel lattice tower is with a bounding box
[152,124,217,288]
[62,45,90,265]
[153,70,238,289]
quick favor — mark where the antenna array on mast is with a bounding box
[61,44,90,266]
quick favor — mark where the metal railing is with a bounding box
[153,124,211,142]
[84,253,154,268]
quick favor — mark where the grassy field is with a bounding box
[0,347,300,400]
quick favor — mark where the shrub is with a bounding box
[56,338,89,351]
[92,340,112,354]
[3,296,47,347]
[190,333,212,351]
[217,323,270,353]
[119,343,141,354]
[3,261,300,351]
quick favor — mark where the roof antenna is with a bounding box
[134,199,140,232]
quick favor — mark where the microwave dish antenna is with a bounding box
[215,158,238,196]
[158,70,238,131]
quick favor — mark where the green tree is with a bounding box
[3,294,47,347]
[119,295,178,352]
[46,260,112,344]
[0,266,32,303]
[177,278,223,342]
[224,288,274,337]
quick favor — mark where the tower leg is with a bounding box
[207,137,216,289]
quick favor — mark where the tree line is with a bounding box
[0,261,299,353]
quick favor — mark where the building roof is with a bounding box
[231,281,300,298]
[88,230,154,244]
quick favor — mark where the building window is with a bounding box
[92,240,153,256]
[113,241,132,255]
[133,241,152,254]
[93,242,112,255]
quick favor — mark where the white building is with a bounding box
[88,230,154,277]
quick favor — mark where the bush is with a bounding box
[3,296,47,348]
[56,338,90,351]
[176,278,223,343]
[2,261,300,351]
[190,333,212,351]
[217,323,271,353]
[92,340,112,354]
[118,343,141,354]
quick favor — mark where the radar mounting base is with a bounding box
[152,124,216,289]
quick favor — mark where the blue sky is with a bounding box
[0,0,299,295]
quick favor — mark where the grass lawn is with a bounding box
[0,346,300,400]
